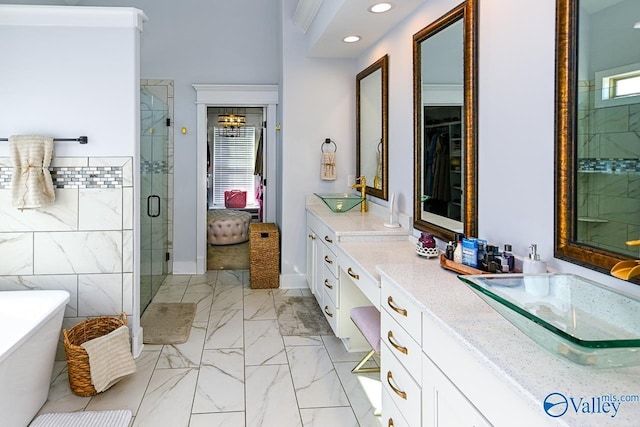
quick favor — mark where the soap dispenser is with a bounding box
[523,244,548,296]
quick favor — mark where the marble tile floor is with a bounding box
[41,270,383,427]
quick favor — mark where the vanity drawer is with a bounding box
[381,311,421,384]
[321,243,339,278]
[381,344,421,427]
[381,388,411,427]
[321,266,338,307]
[321,228,337,253]
[381,280,422,345]
[337,248,379,307]
[322,289,338,334]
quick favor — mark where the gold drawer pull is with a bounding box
[324,255,333,265]
[324,305,333,317]
[387,296,407,317]
[387,331,408,355]
[387,371,407,400]
[324,279,333,289]
[347,267,360,280]
[324,235,333,243]
[388,419,394,427]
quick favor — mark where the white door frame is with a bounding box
[193,84,278,274]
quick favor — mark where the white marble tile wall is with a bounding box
[0,156,135,347]
[576,81,640,255]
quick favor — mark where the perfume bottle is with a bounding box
[502,244,515,273]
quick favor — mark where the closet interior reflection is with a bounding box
[413,0,478,242]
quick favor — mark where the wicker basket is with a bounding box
[62,313,127,397]
[249,223,280,289]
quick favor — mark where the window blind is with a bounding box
[213,127,256,207]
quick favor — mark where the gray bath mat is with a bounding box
[30,410,131,427]
[275,296,333,336]
[141,302,197,344]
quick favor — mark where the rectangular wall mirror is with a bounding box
[555,0,640,280]
[357,54,388,200]
[413,0,478,242]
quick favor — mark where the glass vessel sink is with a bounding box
[314,193,363,213]
[458,273,640,368]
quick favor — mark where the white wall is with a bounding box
[0,0,281,272]
[0,5,144,355]
[279,0,356,287]
[0,23,138,157]
[356,0,640,297]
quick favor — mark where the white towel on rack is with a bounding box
[321,152,336,181]
[9,135,55,210]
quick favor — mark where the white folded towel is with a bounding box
[321,152,336,181]
[9,135,55,210]
[81,325,137,393]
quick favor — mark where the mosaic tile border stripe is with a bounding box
[578,158,640,174]
[0,166,122,189]
[141,160,169,174]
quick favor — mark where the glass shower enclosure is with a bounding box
[140,81,174,313]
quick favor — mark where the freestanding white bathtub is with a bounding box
[0,290,70,427]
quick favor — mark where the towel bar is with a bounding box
[0,136,88,144]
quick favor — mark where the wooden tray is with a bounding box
[439,254,486,275]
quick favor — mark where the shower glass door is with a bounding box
[140,81,173,313]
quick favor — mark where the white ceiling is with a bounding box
[295,0,425,58]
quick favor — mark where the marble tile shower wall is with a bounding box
[577,80,640,255]
[0,156,133,351]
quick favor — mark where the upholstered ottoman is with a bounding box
[207,209,251,245]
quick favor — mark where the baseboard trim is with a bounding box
[132,326,144,358]
[278,273,307,289]
[173,260,197,275]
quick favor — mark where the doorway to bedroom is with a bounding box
[206,106,264,221]
[205,106,263,271]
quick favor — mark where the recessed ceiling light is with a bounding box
[369,2,393,13]
[343,35,361,43]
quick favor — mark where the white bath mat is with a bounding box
[29,410,131,427]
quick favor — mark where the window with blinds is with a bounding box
[212,127,256,207]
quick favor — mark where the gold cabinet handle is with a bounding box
[324,305,333,317]
[388,419,394,427]
[324,235,333,243]
[387,296,407,317]
[324,279,333,290]
[324,255,333,265]
[387,331,408,355]
[347,267,360,280]
[386,371,407,400]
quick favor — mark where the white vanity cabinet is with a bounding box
[380,278,424,427]
[422,352,491,427]
[305,205,409,352]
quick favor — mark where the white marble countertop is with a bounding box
[376,262,640,427]
[306,198,409,240]
[337,239,435,286]
[306,197,640,425]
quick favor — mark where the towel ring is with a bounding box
[377,140,382,153]
[321,138,337,153]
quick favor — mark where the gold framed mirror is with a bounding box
[356,54,388,200]
[413,0,477,242]
[555,0,640,280]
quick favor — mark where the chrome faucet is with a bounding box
[352,176,367,213]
